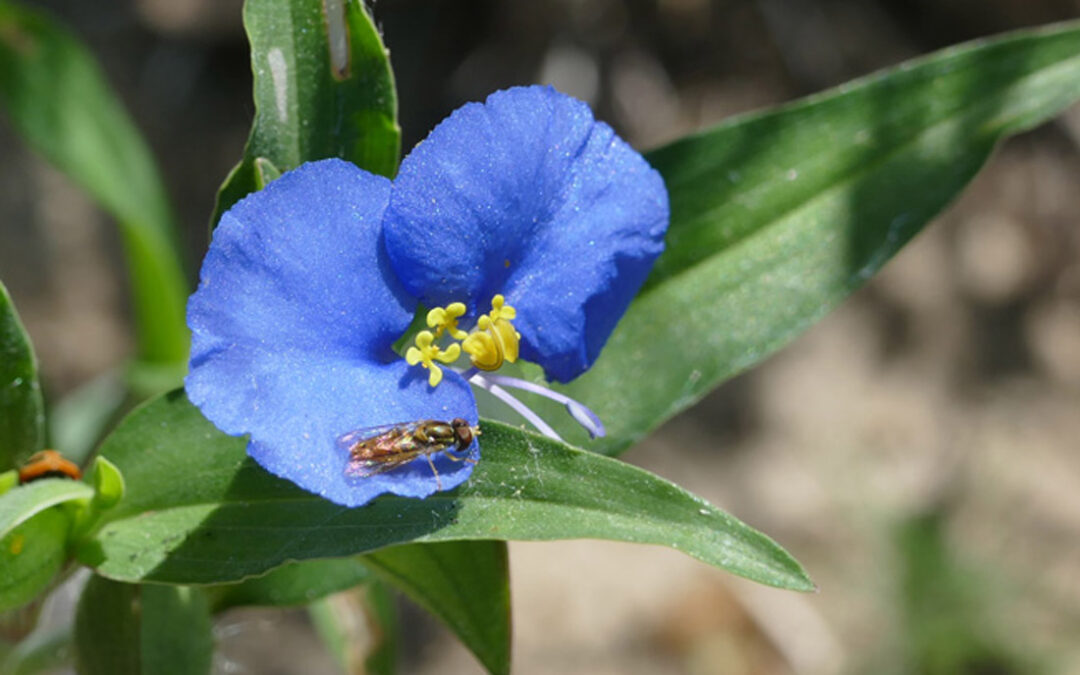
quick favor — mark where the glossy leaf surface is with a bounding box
[0,281,43,469]
[79,391,811,591]
[0,507,68,611]
[0,478,91,542]
[212,0,399,224]
[546,21,1080,454]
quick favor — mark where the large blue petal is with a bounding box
[384,86,669,382]
[238,357,478,506]
[187,159,479,506]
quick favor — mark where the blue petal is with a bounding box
[187,159,478,506]
[241,359,478,506]
[384,85,669,382]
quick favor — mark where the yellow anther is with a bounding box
[491,313,520,363]
[426,302,468,340]
[489,294,516,321]
[405,330,461,387]
[462,319,501,371]
[462,303,520,372]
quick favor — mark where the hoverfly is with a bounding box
[338,418,480,490]
[18,450,82,484]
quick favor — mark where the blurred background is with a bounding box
[2,1,1080,673]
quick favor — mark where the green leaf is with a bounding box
[0,507,68,611]
[253,156,283,189]
[210,558,371,611]
[74,575,139,674]
[212,0,400,225]
[0,281,43,469]
[0,2,189,370]
[0,470,15,495]
[74,575,213,675]
[140,585,214,675]
[548,21,1080,454]
[88,456,124,511]
[363,541,511,675]
[0,478,92,610]
[0,478,92,542]
[68,456,126,538]
[79,391,811,591]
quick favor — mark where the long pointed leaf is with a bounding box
[212,0,400,224]
[77,391,811,592]
[0,2,188,369]
[0,281,43,468]
[548,21,1080,454]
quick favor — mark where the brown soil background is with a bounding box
[2,1,1080,673]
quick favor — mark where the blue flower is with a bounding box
[186,86,668,507]
[186,161,479,506]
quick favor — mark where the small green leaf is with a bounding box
[0,2,189,370]
[89,456,124,511]
[210,558,371,611]
[0,507,68,611]
[67,456,126,538]
[212,0,400,224]
[253,156,283,189]
[0,470,15,495]
[74,575,213,675]
[0,478,92,542]
[0,281,43,469]
[363,541,510,675]
[78,391,811,591]
[544,21,1080,454]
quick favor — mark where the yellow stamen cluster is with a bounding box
[406,295,521,386]
[405,330,460,387]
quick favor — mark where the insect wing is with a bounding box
[336,422,416,453]
[339,420,464,481]
[346,452,421,478]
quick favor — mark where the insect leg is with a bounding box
[426,453,442,491]
[444,451,478,465]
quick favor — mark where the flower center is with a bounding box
[412,294,520,382]
[402,295,603,441]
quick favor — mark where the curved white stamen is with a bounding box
[468,372,563,442]
[478,373,606,439]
